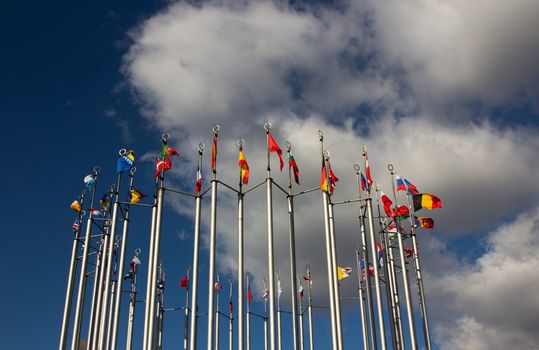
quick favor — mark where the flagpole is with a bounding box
[285,141,300,350]
[189,143,205,350]
[405,191,432,350]
[215,273,221,350]
[355,247,370,350]
[156,263,165,350]
[264,278,268,350]
[207,125,220,350]
[362,147,387,350]
[59,188,86,350]
[246,273,251,350]
[318,130,338,350]
[184,268,191,350]
[264,122,277,350]
[229,279,233,350]
[105,236,119,349]
[306,268,314,350]
[70,166,100,350]
[125,249,141,350]
[87,232,105,350]
[277,272,282,350]
[388,164,418,350]
[237,139,245,350]
[354,164,377,350]
[297,277,304,350]
[110,166,136,349]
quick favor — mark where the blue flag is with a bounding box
[117,150,135,174]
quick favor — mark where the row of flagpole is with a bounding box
[60,123,440,350]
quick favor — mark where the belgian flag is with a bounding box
[412,193,442,211]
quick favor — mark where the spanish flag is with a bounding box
[238,146,250,185]
[412,193,442,211]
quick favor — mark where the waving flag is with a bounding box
[360,259,375,278]
[90,209,102,217]
[365,153,373,188]
[337,266,352,280]
[268,132,284,171]
[328,160,339,193]
[396,175,419,195]
[180,275,189,289]
[84,174,96,191]
[395,205,410,218]
[320,161,328,192]
[405,247,414,258]
[413,216,434,229]
[238,146,250,185]
[70,200,82,213]
[155,157,171,177]
[376,241,383,268]
[161,141,179,158]
[129,189,145,204]
[72,220,80,231]
[99,194,110,210]
[211,134,217,173]
[196,168,202,193]
[412,193,442,211]
[262,288,269,299]
[289,153,300,185]
[380,191,394,216]
[117,150,135,174]
[247,285,253,303]
[360,171,367,191]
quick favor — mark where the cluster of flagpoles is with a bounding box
[59,124,441,350]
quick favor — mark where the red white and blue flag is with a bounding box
[396,175,419,195]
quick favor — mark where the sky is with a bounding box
[1,0,539,349]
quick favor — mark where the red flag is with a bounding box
[289,154,300,185]
[179,276,189,289]
[394,205,410,218]
[328,160,339,193]
[155,157,171,177]
[247,286,253,303]
[239,146,250,185]
[268,132,284,171]
[380,191,393,217]
[195,168,202,194]
[365,153,373,187]
[405,247,414,258]
[211,134,217,173]
[229,300,233,313]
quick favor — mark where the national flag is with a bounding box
[229,300,233,313]
[396,175,419,195]
[412,193,442,211]
[360,171,367,191]
[320,161,328,192]
[214,282,222,293]
[117,150,135,174]
[328,160,339,193]
[247,285,253,303]
[303,275,312,286]
[180,276,189,289]
[298,285,304,299]
[268,132,284,171]
[130,256,141,269]
[376,241,383,268]
[380,191,393,216]
[288,153,300,185]
[72,220,80,231]
[195,168,202,193]
[211,134,217,173]
[387,224,399,240]
[99,194,110,209]
[413,216,435,229]
[365,153,373,188]
[161,141,179,158]
[70,200,82,213]
[405,247,414,258]
[90,209,102,217]
[395,205,410,218]
[360,258,375,278]
[278,279,282,298]
[129,189,145,204]
[337,266,352,280]
[157,276,165,290]
[238,146,250,185]
[262,288,269,299]
[155,157,171,177]
[84,174,96,191]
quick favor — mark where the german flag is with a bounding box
[412,193,442,211]
[320,161,328,192]
[238,146,250,185]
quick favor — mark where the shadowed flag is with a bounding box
[268,132,284,171]
[211,133,217,173]
[413,216,434,229]
[413,193,442,211]
[117,150,135,174]
[289,153,300,185]
[70,200,82,213]
[155,157,171,177]
[239,146,250,185]
[129,189,145,204]
[84,174,96,191]
[381,191,393,216]
[180,275,189,289]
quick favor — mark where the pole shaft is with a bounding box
[246,275,251,350]
[266,178,277,350]
[238,193,244,350]
[184,270,190,350]
[322,191,338,349]
[327,203,343,350]
[298,281,304,350]
[189,193,202,350]
[90,233,108,350]
[360,215,378,350]
[215,275,220,350]
[287,196,299,350]
[306,270,314,350]
[126,269,138,350]
[355,249,370,350]
[207,181,218,350]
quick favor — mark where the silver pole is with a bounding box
[157,266,165,350]
[90,227,109,350]
[59,189,86,350]
[207,125,220,350]
[285,142,299,350]
[71,166,100,350]
[189,143,204,350]
[87,235,105,350]
[318,131,338,350]
[125,249,140,350]
[264,123,276,350]
[388,165,418,350]
[306,269,314,350]
[326,200,343,350]
[229,280,233,350]
[355,248,370,350]
[237,139,245,350]
[184,268,191,350]
[106,250,118,350]
[246,273,251,350]
[215,274,221,350]
[277,273,282,350]
[110,167,136,350]
[297,277,304,350]
[264,279,268,350]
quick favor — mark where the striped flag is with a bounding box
[238,146,250,185]
[288,153,300,185]
[396,175,419,195]
[211,134,217,173]
[365,153,373,188]
[72,220,80,231]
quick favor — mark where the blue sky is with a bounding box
[1,1,539,349]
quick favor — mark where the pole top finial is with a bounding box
[110,183,116,192]
[135,248,141,256]
[212,124,220,134]
[353,164,360,173]
[305,264,311,270]
[119,148,127,156]
[285,141,291,150]
[162,132,171,142]
[93,166,101,175]
[361,145,367,155]
[264,122,272,131]
[129,166,137,176]
[388,164,394,173]
[237,139,244,147]
[80,188,87,197]
[323,150,330,160]
[318,129,323,140]
[81,209,86,216]
[374,182,381,191]
[198,143,205,152]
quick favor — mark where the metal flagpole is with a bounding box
[105,236,119,349]
[71,166,100,350]
[264,122,277,350]
[237,139,245,350]
[110,166,136,349]
[277,273,282,350]
[306,268,314,350]
[355,248,370,350]
[406,193,432,350]
[297,277,304,350]
[59,188,86,350]
[229,279,233,350]
[388,164,418,350]
[88,232,105,350]
[318,130,338,350]
[215,274,221,350]
[285,141,300,350]
[184,268,191,350]
[189,143,205,350]
[158,266,166,350]
[246,273,251,350]
[207,125,220,350]
[354,164,377,350]
[263,279,268,350]
[125,249,141,350]
[362,147,387,350]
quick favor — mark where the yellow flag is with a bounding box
[70,200,82,212]
[337,266,352,280]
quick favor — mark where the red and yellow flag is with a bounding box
[211,134,217,173]
[238,146,250,185]
[320,161,328,192]
[412,193,442,211]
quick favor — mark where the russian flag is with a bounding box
[396,175,419,195]
[360,172,367,191]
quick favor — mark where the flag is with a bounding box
[99,194,110,209]
[289,153,300,185]
[262,288,269,299]
[161,141,179,158]
[412,193,442,211]
[72,220,80,231]
[365,153,373,188]
[376,241,383,268]
[129,189,145,204]
[229,299,233,313]
[238,146,250,185]
[70,200,82,212]
[298,285,304,299]
[195,168,202,193]
[157,276,165,290]
[360,171,367,191]
[388,224,399,240]
[396,175,419,195]
[84,174,96,191]
[328,160,339,193]
[180,276,189,289]
[90,209,102,217]
[303,274,312,286]
[320,161,328,192]
[268,132,284,171]
[405,247,414,258]
[214,282,222,293]
[395,205,410,218]
[117,150,135,174]
[211,134,217,173]
[155,157,171,177]
[130,256,141,269]
[360,258,375,278]
[278,279,282,298]
[247,285,253,303]
[337,266,352,280]
[413,216,434,229]
[381,191,393,216]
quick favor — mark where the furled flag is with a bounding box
[211,133,217,173]
[155,157,171,177]
[195,168,202,194]
[70,200,82,213]
[117,150,135,174]
[214,281,222,293]
[278,279,282,298]
[337,266,352,280]
[387,224,399,240]
[405,247,414,258]
[298,285,304,299]
[179,275,189,289]
[268,132,284,171]
[360,259,375,278]
[99,194,110,210]
[129,189,145,204]
[247,285,253,303]
[288,153,300,185]
[262,288,269,299]
[360,171,367,192]
[412,193,442,211]
[413,216,434,229]
[125,255,141,279]
[328,160,339,193]
[364,153,373,188]
[303,274,312,286]
[157,276,165,290]
[238,146,250,185]
[161,141,179,158]
[380,191,394,217]
[84,174,96,191]
[72,220,80,232]
[396,175,419,195]
[376,241,383,268]
[230,299,233,313]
